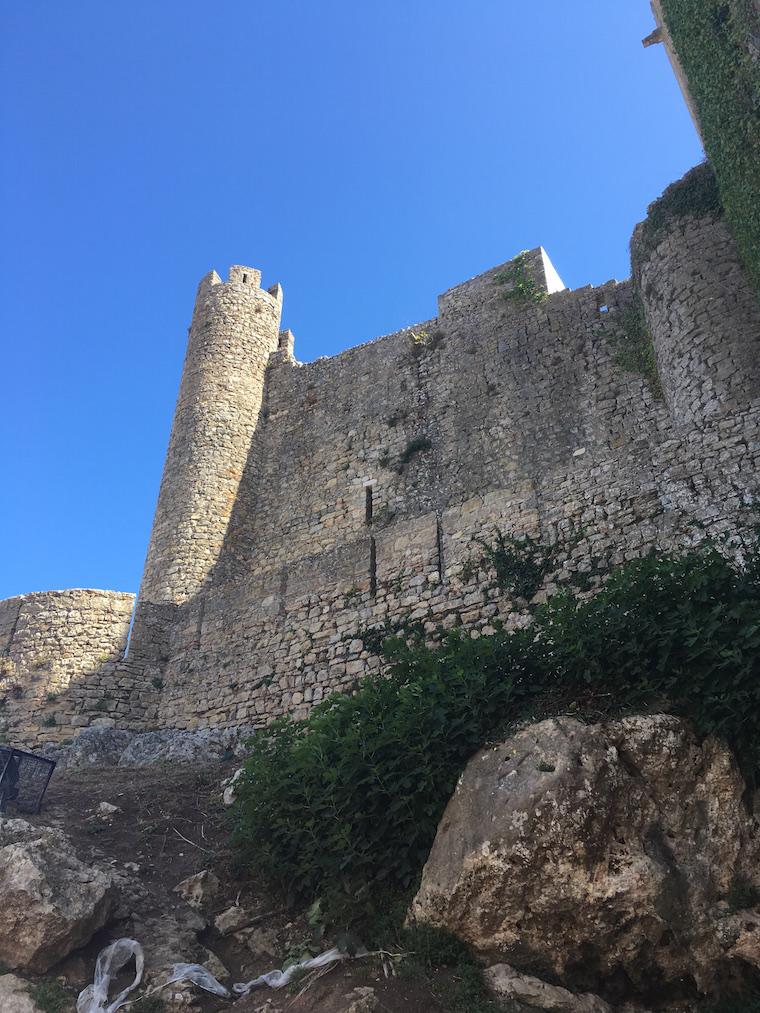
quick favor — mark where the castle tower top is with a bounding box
[136,264,283,608]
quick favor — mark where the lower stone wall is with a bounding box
[155,397,760,731]
[0,589,148,746]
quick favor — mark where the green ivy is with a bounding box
[463,529,558,599]
[610,299,664,400]
[462,527,605,599]
[493,252,546,305]
[632,162,723,263]
[233,543,760,928]
[660,0,760,296]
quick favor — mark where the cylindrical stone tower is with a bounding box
[633,168,760,425]
[138,265,283,606]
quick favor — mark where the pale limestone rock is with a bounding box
[222,767,245,807]
[0,819,116,972]
[95,801,120,819]
[173,869,220,909]
[412,715,760,1000]
[0,974,45,1013]
[344,985,380,1012]
[485,964,612,1012]
[238,926,278,958]
[202,947,229,981]
[215,905,253,935]
[725,908,760,971]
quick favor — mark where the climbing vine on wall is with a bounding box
[660,0,760,296]
[610,299,664,401]
[461,527,607,600]
[493,253,546,305]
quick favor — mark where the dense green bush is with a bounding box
[233,544,760,924]
[660,0,760,296]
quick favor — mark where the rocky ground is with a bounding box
[0,759,465,1013]
[3,716,760,1012]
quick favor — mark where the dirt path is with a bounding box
[23,761,450,1013]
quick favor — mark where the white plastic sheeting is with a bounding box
[76,938,347,1011]
[76,939,144,1013]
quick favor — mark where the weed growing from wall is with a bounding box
[410,328,445,358]
[461,527,605,600]
[462,530,557,599]
[396,436,432,471]
[660,0,760,296]
[233,543,760,929]
[493,252,546,305]
[610,300,664,400]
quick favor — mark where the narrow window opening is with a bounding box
[436,514,445,582]
[369,537,377,597]
[242,273,249,283]
[599,304,609,314]
[365,486,374,525]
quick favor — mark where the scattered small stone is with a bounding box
[344,985,380,1013]
[222,767,245,806]
[95,802,120,819]
[485,964,612,1012]
[237,926,278,959]
[202,947,228,981]
[173,869,220,910]
[215,905,254,935]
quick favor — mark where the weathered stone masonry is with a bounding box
[3,169,760,745]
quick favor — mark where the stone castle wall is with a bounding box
[151,210,760,731]
[0,590,140,743]
[3,171,760,746]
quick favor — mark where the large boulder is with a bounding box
[411,715,760,1002]
[0,819,116,972]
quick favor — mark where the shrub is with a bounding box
[29,981,71,1013]
[233,544,760,926]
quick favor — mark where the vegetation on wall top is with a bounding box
[659,0,760,295]
[631,162,723,264]
[493,252,546,305]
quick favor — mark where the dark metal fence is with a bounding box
[0,746,56,815]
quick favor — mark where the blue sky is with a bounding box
[0,1,702,600]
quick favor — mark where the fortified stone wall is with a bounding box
[0,590,141,744]
[4,169,760,746]
[150,200,760,732]
[635,210,760,423]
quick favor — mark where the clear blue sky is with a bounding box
[0,1,702,601]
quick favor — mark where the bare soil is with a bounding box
[22,760,451,1012]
